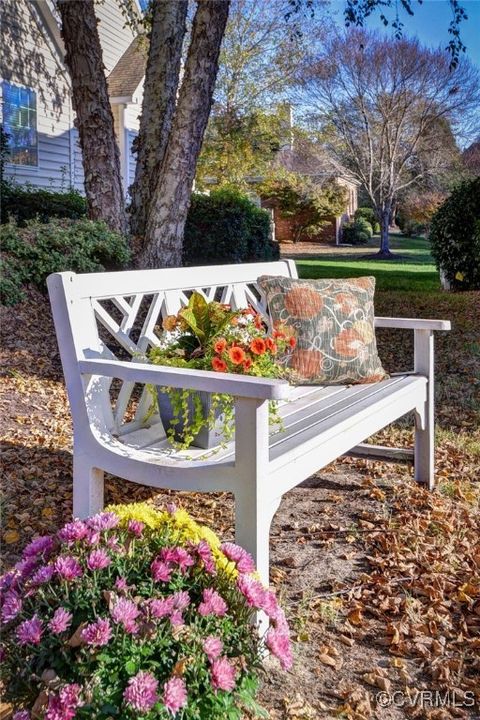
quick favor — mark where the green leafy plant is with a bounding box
[0,218,130,305]
[0,183,87,226]
[184,188,278,265]
[0,502,292,719]
[149,293,296,449]
[341,217,373,245]
[430,177,480,290]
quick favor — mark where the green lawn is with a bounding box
[296,235,440,292]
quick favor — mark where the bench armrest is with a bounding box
[375,317,451,331]
[79,358,291,401]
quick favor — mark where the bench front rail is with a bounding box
[47,263,450,592]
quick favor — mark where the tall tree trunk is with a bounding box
[379,205,392,256]
[129,0,188,248]
[138,0,230,269]
[58,0,127,235]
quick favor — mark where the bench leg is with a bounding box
[414,329,435,490]
[73,455,104,518]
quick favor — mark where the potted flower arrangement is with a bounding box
[149,292,296,450]
[0,502,292,719]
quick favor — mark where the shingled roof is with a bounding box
[107,35,147,99]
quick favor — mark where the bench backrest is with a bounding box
[47,261,298,434]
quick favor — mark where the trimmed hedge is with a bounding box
[184,188,278,265]
[0,218,130,305]
[429,177,480,291]
[0,181,87,225]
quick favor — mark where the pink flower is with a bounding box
[172,590,190,611]
[123,671,159,713]
[55,556,83,581]
[172,548,194,572]
[150,597,174,619]
[220,542,256,574]
[87,531,100,546]
[198,588,227,617]
[13,712,30,720]
[203,635,223,662]
[23,535,54,559]
[259,589,279,619]
[87,512,119,532]
[81,617,112,647]
[1,590,22,623]
[194,541,216,574]
[111,597,140,634]
[170,610,184,627]
[17,615,43,645]
[15,558,38,580]
[272,606,289,633]
[236,575,266,608]
[163,676,187,714]
[106,535,122,553]
[48,607,73,634]
[58,520,89,544]
[114,577,129,592]
[31,564,55,585]
[45,683,82,720]
[0,571,17,592]
[210,657,237,691]
[151,558,172,583]
[266,628,293,670]
[127,520,145,537]
[87,549,111,571]
[166,502,177,514]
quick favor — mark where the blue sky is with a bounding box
[329,0,480,68]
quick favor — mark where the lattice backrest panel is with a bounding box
[86,269,295,433]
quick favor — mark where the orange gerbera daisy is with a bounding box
[228,346,246,365]
[214,338,227,354]
[254,314,264,330]
[266,338,277,354]
[289,336,297,348]
[250,338,267,355]
[211,356,227,372]
[243,358,253,371]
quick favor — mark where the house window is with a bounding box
[2,82,38,166]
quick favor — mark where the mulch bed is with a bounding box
[1,288,479,720]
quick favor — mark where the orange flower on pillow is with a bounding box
[289,336,297,348]
[333,328,364,358]
[211,356,227,372]
[285,287,323,319]
[250,338,267,355]
[335,293,357,314]
[228,346,246,364]
[291,349,324,379]
[214,338,227,354]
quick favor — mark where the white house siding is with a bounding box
[95,1,138,74]
[1,0,74,190]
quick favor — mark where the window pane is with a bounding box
[2,82,37,166]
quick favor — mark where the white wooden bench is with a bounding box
[47,261,450,589]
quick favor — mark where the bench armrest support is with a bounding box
[78,358,291,401]
[375,317,451,331]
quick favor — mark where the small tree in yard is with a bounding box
[259,171,347,244]
[299,30,480,257]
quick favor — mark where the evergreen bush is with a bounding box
[429,177,480,290]
[184,189,278,265]
[1,182,87,225]
[0,218,130,305]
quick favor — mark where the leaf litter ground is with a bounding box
[1,287,479,720]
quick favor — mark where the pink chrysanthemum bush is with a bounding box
[0,503,292,719]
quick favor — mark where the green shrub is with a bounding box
[342,217,373,245]
[430,177,480,291]
[355,207,377,228]
[0,218,130,305]
[184,188,278,265]
[0,181,87,225]
[401,219,426,237]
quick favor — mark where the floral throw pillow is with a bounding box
[257,275,387,385]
